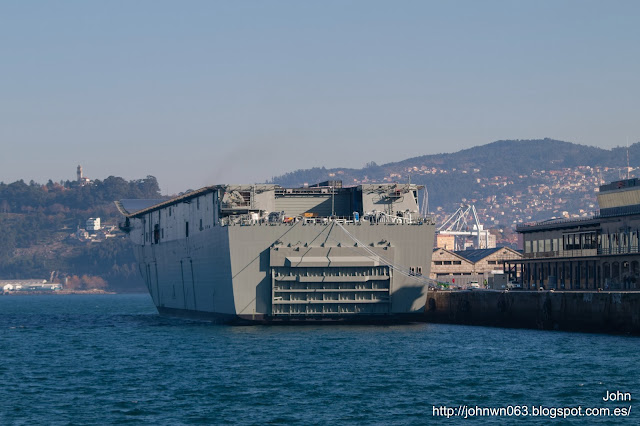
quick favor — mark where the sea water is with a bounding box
[0,294,637,424]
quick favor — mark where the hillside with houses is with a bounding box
[271,139,639,247]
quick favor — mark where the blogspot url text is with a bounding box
[432,405,632,419]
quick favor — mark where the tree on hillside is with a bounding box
[0,175,163,290]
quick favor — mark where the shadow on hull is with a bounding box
[157,306,425,326]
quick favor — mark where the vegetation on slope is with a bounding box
[0,176,161,291]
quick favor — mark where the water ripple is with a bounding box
[0,294,638,424]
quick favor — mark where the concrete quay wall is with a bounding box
[423,290,640,335]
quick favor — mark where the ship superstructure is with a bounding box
[117,181,436,323]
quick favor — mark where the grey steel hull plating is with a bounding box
[136,221,435,324]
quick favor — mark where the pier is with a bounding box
[424,290,640,335]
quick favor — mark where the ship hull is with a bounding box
[135,222,435,324]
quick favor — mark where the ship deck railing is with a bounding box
[219,214,435,226]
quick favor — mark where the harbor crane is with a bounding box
[437,204,491,250]
[420,186,429,218]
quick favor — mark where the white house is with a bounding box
[86,218,101,231]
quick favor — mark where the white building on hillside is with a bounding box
[86,218,101,231]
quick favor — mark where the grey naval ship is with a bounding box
[117,181,435,324]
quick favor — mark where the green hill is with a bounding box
[0,176,162,291]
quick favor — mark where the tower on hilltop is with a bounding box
[76,165,90,185]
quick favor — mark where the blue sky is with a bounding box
[1,1,639,193]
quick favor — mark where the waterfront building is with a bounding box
[431,246,522,287]
[0,279,55,293]
[505,178,640,290]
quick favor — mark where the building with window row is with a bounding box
[505,178,640,290]
[431,246,522,287]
